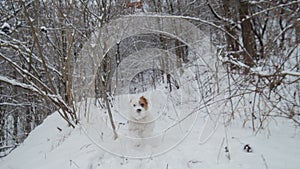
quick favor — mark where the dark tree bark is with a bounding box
[239,0,257,67]
[222,0,240,58]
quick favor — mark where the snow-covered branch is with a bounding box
[0,75,76,127]
[0,76,39,93]
[0,32,62,77]
[220,56,300,77]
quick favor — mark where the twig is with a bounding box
[70,160,80,169]
[105,94,118,140]
[226,64,235,119]
[223,113,231,160]
[217,137,225,163]
[261,154,269,169]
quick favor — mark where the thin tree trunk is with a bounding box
[222,0,240,59]
[239,1,256,67]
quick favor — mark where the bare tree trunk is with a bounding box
[294,3,300,43]
[222,0,240,59]
[0,111,4,151]
[98,69,118,140]
[239,0,256,67]
[13,111,18,144]
[25,99,32,138]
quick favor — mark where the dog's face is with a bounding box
[129,96,149,120]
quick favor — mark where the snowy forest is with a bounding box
[0,0,300,164]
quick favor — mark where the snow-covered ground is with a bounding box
[1,94,300,168]
[1,67,300,169]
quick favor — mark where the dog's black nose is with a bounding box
[136,109,142,113]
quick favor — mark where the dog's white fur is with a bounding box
[128,96,154,146]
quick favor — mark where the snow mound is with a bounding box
[1,88,300,169]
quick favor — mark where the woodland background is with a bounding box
[0,0,299,157]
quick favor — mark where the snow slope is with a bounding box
[1,94,300,169]
[1,68,300,169]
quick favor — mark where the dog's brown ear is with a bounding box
[139,96,148,110]
[140,96,148,104]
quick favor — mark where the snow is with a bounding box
[1,110,299,169]
[1,53,300,168]
[282,70,300,77]
[1,5,299,169]
[0,75,39,93]
[1,22,11,34]
[1,80,300,169]
[1,22,10,29]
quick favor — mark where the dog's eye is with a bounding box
[133,104,136,107]
[140,103,144,107]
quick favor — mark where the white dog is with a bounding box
[128,96,154,146]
